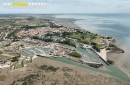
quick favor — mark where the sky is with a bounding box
[0,0,130,14]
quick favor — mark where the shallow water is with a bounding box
[54,13,130,75]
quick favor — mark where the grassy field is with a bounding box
[0,21,15,26]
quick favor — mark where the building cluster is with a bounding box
[17,26,77,38]
[49,43,75,57]
[0,18,116,70]
[102,36,113,46]
[3,38,44,52]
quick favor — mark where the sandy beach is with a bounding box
[96,48,107,61]
[107,38,130,77]
[50,16,130,78]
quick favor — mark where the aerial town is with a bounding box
[0,15,124,70]
[0,15,128,85]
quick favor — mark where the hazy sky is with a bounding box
[0,0,130,14]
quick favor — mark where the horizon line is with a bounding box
[0,13,130,15]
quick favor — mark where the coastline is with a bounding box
[50,15,130,77]
[107,38,130,77]
[0,14,129,84]
[39,15,81,29]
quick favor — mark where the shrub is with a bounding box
[69,51,82,58]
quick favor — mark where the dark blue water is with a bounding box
[54,13,130,75]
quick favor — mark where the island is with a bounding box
[0,15,129,85]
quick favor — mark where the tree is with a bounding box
[31,57,33,63]
[69,51,82,58]
[14,62,17,69]
[0,51,3,54]
[93,46,100,52]
[21,59,26,67]
[10,62,17,70]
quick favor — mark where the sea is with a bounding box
[54,13,130,75]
